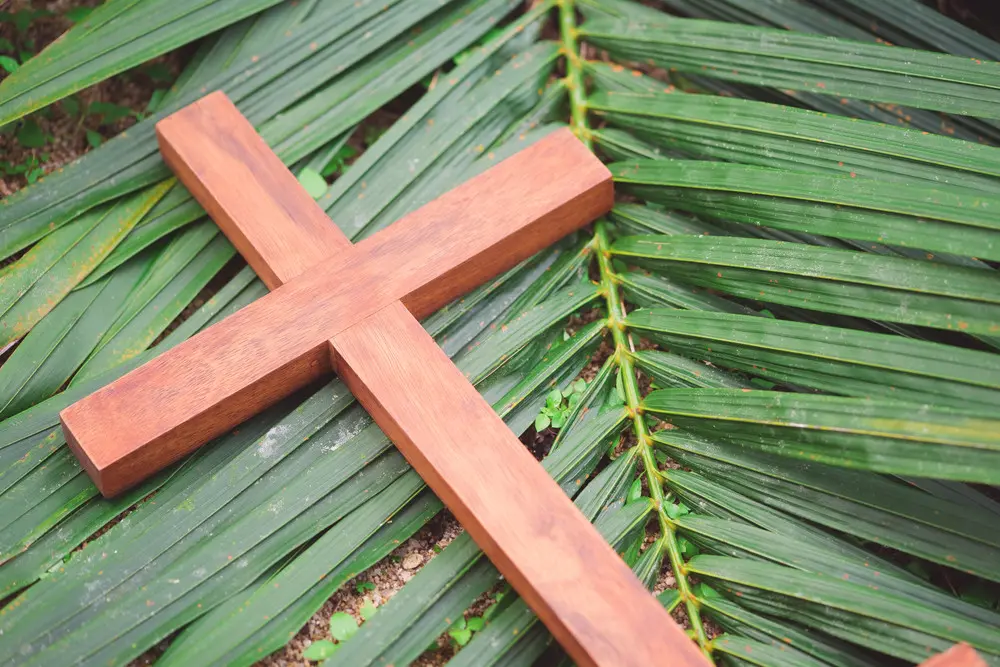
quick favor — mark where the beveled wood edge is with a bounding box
[920,644,987,667]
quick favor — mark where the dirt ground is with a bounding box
[0,0,186,196]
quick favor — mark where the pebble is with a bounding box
[402,552,424,570]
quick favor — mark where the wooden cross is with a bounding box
[58,93,704,667]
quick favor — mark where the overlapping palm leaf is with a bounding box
[2,0,1000,665]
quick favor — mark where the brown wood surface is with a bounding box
[333,301,703,667]
[156,92,354,288]
[64,93,359,497]
[921,644,988,667]
[59,92,708,667]
[61,95,611,497]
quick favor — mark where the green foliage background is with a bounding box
[1,0,999,665]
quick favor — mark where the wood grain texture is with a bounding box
[921,644,988,667]
[156,91,353,288]
[65,94,359,496]
[61,93,612,498]
[355,129,612,319]
[332,301,706,667]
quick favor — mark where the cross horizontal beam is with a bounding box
[61,98,611,496]
[60,92,708,667]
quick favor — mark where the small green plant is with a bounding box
[297,143,359,198]
[303,603,376,661]
[86,100,140,124]
[50,59,175,152]
[695,582,721,600]
[664,501,690,520]
[360,598,377,621]
[676,535,699,558]
[329,611,360,642]
[0,8,50,73]
[2,96,132,184]
[626,477,643,504]
[481,590,504,621]
[140,62,174,84]
[452,27,505,67]
[447,615,486,647]
[663,501,699,556]
[0,53,18,75]
[297,168,327,199]
[14,116,46,147]
[85,128,103,149]
[440,590,504,652]
[302,640,337,661]
[321,143,358,178]
[0,150,48,183]
[534,378,587,432]
[64,7,94,24]
[65,97,146,150]
[126,62,174,115]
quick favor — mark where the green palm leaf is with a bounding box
[590,89,1000,183]
[72,224,234,381]
[0,262,143,419]
[678,514,1000,619]
[645,388,1000,482]
[0,0,517,259]
[702,596,875,667]
[611,233,1000,334]
[579,15,1000,118]
[0,0,285,127]
[3,0,1000,664]
[612,159,1000,261]
[804,0,1000,60]
[659,436,1000,582]
[689,556,1000,663]
[627,309,1000,408]
[0,185,168,347]
[711,635,838,667]
[588,0,1000,143]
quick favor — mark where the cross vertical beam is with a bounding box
[61,92,709,667]
[333,301,676,666]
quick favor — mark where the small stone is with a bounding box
[401,552,423,570]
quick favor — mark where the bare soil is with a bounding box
[0,0,185,197]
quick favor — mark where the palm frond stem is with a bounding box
[561,3,707,650]
[558,0,591,147]
[594,222,710,655]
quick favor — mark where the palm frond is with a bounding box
[658,432,1000,581]
[589,88,1000,187]
[627,309,1000,408]
[3,0,1000,664]
[579,12,1000,118]
[0,0,286,127]
[690,556,1000,662]
[612,233,1000,334]
[646,389,1000,482]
